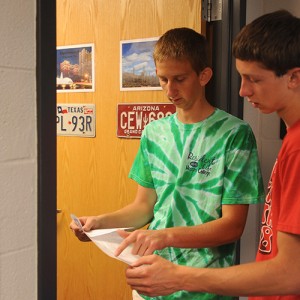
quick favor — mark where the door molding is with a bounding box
[37,1,57,299]
[206,0,246,119]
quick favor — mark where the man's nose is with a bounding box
[239,79,252,98]
[165,81,177,98]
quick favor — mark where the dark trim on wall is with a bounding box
[204,0,246,270]
[206,0,246,119]
[37,0,57,299]
[280,119,287,139]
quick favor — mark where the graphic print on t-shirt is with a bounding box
[259,160,277,255]
[185,152,217,177]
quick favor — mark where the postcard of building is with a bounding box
[57,43,95,93]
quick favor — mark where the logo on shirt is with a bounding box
[258,160,276,255]
[185,152,217,177]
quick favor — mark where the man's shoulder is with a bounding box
[213,109,250,129]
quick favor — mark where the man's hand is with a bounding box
[125,255,180,297]
[115,229,168,257]
[69,216,99,242]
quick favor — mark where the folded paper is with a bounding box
[85,228,140,265]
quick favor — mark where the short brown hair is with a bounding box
[233,10,300,76]
[153,27,210,75]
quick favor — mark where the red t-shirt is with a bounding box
[250,120,300,300]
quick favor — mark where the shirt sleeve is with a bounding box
[128,133,154,188]
[222,124,265,204]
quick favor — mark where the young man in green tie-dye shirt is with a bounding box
[71,27,264,300]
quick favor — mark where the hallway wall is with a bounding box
[0,1,37,300]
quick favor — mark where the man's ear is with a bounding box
[199,67,213,86]
[288,68,300,88]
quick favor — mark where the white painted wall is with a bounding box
[0,1,37,300]
[240,0,300,298]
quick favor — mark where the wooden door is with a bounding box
[57,1,203,299]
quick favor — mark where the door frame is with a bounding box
[206,0,246,119]
[37,0,57,299]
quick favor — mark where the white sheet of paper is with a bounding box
[71,214,140,265]
[85,228,140,265]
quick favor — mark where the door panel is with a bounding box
[57,1,203,299]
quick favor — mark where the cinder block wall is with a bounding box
[0,1,37,300]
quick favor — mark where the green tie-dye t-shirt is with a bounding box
[129,109,264,300]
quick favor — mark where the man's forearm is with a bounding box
[96,202,153,229]
[163,204,249,249]
[179,255,298,296]
[163,220,243,249]
[127,232,300,298]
